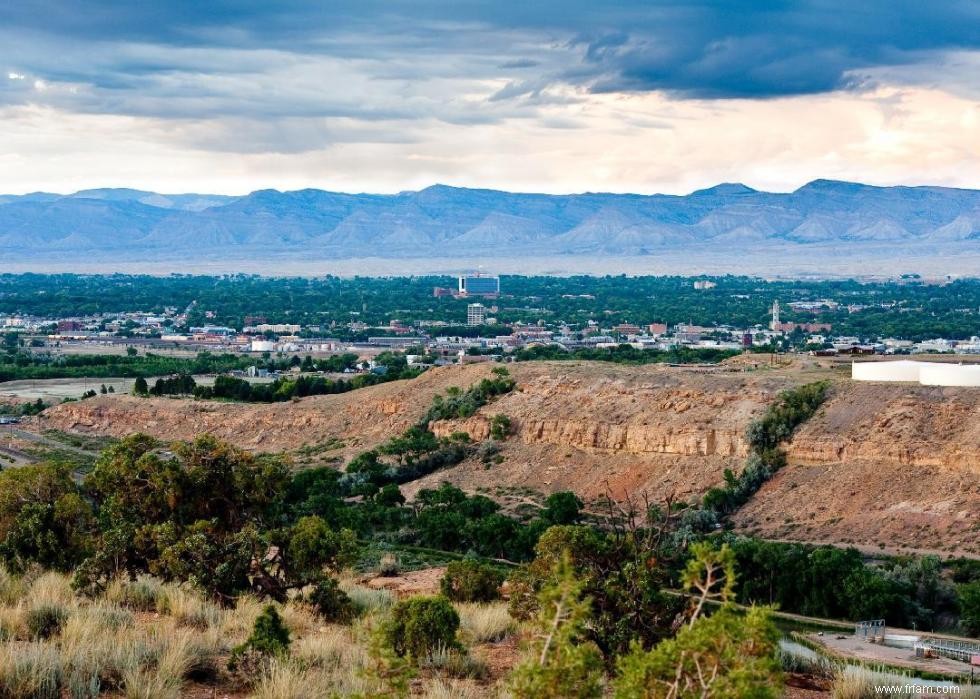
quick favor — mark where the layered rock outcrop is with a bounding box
[736,382,980,557]
[408,364,796,501]
[430,368,772,459]
[786,384,980,472]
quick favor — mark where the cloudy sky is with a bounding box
[1,1,979,195]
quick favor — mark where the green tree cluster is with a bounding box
[729,538,950,627]
[508,525,682,656]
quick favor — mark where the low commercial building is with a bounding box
[367,337,418,347]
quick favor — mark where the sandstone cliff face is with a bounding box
[407,363,796,502]
[735,382,980,557]
[786,384,980,472]
[431,413,748,457]
[429,368,772,459]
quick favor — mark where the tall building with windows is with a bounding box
[458,273,500,297]
[467,303,487,326]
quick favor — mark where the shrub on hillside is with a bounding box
[440,560,504,603]
[307,577,357,624]
[489,414,512,440]
[229,605,290,671]
[613,606,782,699]
[541,491,583,525]
[383,596,461,662]
[377,553,401,577]
[746,381,829,452]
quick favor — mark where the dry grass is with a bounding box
[0,641,62,699]
[279,600,319,637]
[831,666,884,699]
[422,678,490,699]
[0,567,27,606]
[105,576,165,612]
[23,592,222,698]
[340,581,395,614]
[0,567,511,698]
[293,625,368,672]
[419,645,489,681]
[250,658,338,699]
[0,604,25,641]
[831,666,980,699]
[120,667,182,699]
[219,593,264,643]
[456,602,515,644]
[157,585,221,630]
[120,629,197,699]
[27,572,74,607]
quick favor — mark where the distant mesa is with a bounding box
[0,180,978,265]
[689,183,757,196]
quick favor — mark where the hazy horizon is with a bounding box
[7,177,980,199]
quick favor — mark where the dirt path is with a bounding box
[0,444,35,466]
[0,426,97,481]
[5,427,99,458]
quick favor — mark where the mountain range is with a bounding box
[1,180,978,268]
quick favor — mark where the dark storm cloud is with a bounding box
[1,0,978,154]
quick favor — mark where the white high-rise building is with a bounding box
[467,303,487,326]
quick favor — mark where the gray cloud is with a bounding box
[1,1,978,156]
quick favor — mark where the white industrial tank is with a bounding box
[851,360,926,383]
[918,363,980,387]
